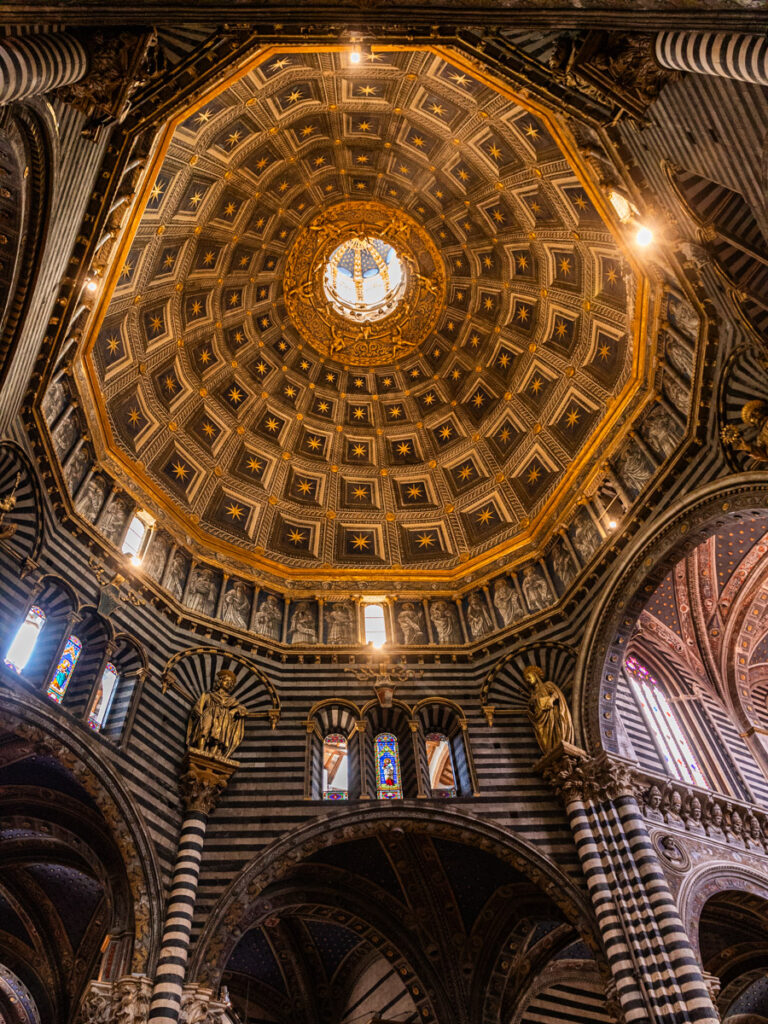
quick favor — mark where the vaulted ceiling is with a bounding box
[73,44,650,592]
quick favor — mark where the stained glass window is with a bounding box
[45,634,82,704]
[426,732,457,797]
[375,732,402,799]
[5,606,46,673]
[625,655,708,788]
[88,662,120,731]
[322,733,348,799]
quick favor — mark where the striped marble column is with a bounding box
[148,753,236,1024]
[540,747,718,1023]
[656,31,768,87]
[0,32,88,104]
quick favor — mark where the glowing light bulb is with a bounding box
[86,278,98,293]
[349,47,361,64]
[608,519,617,530]
[635,225,653,247]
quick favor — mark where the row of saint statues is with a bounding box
[186,665,574,763]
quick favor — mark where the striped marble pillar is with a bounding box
[656,31,768,87]
[539,746,718,1024]
[148,752,236,1024]
[0,32,89,104]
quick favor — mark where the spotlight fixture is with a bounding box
[349,46,362,64]
[634,225,653,247]
[608,519,617,530]
[85,278,99,293]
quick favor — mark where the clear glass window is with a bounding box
[426,732,457,797]
[5,606,46,673]
[88,662,120,731]
[122,515,147,557]
[46,634,82,704]
[322,733,348,799]
[375,732,402,799]
[364,603,387,647]
[625,655,708,788]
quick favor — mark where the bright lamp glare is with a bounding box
[350,50,361,64]
[608,519,617,530]
[86,279,98,293]
[635,225,653,247]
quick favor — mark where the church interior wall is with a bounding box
[3,12,768,1023]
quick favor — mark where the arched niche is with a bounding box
[360,700,415,799]
[156,647,281,773]
[413,698,478,797]
[0,104,51,429]
[303,699,361,801]
[0,442,43,565]
[678,864,768,1022]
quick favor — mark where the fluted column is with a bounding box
[0,32,88,104]
[656,31,768,87]
[148,752,237,1024]
[539,745,718,1023]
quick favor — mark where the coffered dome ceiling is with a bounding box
[74,45,653,592]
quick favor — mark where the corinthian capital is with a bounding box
[179,750,238,815]
[536,744,638,805]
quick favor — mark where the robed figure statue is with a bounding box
[523,664,574,755]
[187,669,247,761]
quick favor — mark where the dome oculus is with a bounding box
[324,236,406,322]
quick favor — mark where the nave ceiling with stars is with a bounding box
[71,44,655,591]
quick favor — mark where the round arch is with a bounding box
[574,473,768,754]
[188,804,600,991]
[677,861,768,962]
[0,687,163,973]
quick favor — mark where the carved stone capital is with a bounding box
[180,981,229,1024]
[536,745,638,805]
[75,974,151,1024]
[179,750,237,815]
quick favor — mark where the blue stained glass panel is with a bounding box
[46,634,82,704]
[375,732,402,799]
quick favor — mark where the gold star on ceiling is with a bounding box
[351,533,370,551]
[287,528,306,545]
[407,485,423,499]
[352,486,369,501]
[247,456,263,473]
[265,417,280,432]
[297,479,313,495]
[566,407,581,428]
[396,442,412,456]
[172,460,189,481]
[416,532,436,549]
[352,443,366,458]
[307,435,322,450]
[202,421,216,438]
[106,336,120,354]
[226,502,244,520]
[128,408,141,427]
[228,386,243,404]
[476,507,494,525]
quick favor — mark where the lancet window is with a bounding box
[5,606,45,673]
[624,655,708,788]
[375,732,402,799]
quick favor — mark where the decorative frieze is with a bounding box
[637,774,768,853]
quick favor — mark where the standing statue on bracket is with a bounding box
[186,669,247,762]
[722,400,768,462]
[523,664,575,755]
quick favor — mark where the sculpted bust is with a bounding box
[186,669,247,762]
[523,664,575,756]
